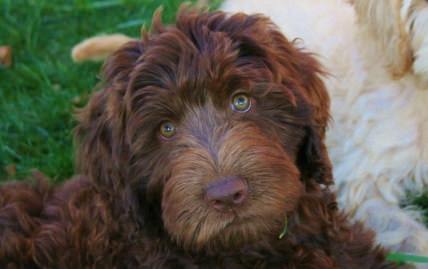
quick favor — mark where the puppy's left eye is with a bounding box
[231,93,251,112]
[159,121,176,139]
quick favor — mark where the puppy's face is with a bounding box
[76,9,331,252]
[155,84,304,251]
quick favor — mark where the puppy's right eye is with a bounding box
[159,121,176,139]
[231,93,251,112]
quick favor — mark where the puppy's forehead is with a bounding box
[133,33,238,100]
[128,14,277,106]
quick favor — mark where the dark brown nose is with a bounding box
[205,176,248,211]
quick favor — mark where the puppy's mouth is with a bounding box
[188,208,287,252]
[162,184,292,252]
[161,170,301,252]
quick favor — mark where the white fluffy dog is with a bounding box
[223,0,428,256]
[71,0,428,259]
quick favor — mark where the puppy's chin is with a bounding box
[162,197,291,253]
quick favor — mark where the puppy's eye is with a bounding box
[159,121,176,139]
[231,93,251,112]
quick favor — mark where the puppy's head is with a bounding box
[352,0,428,84]
[75,7,331,252]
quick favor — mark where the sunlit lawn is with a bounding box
[0,0,219,181]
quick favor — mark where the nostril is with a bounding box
[211,200,225,210]
[233,191,245,204]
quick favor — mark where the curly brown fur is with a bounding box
[0,7,407,269]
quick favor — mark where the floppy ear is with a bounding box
[268,30,331,135]
[74,40,144,191]
[290,52,333,186]
[297,125,333,187]
[269,26,333,186]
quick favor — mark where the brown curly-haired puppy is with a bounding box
[0,7,407,269]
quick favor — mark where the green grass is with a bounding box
[0,0,427,226]
[412,192,428,225]
[0,0,220,182]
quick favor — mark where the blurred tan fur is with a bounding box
[71,34,135,63]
